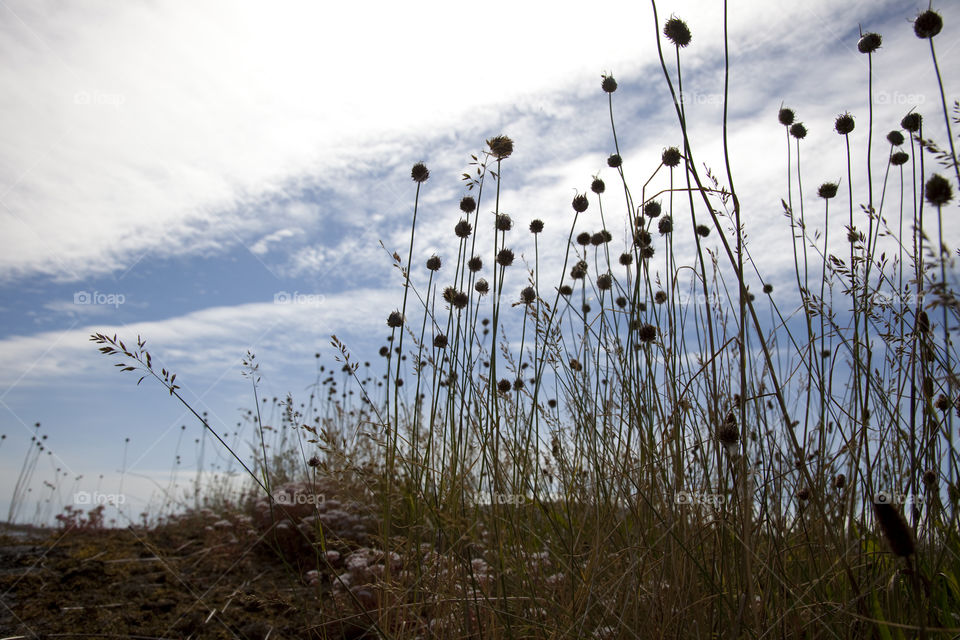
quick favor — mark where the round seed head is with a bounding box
[637,323,657,343]
[426,255,442,271]
[778,107,795,126]
[663,16,692,47]
[496,213,513,231]
[890,151,909,166]
[658,216,673,235]
[641,245,656,259]
[654,290,668,305]
[717,412,739,448]
[923,469,938,487]
[857,32,882,54]
[386,311,404,328]
[596,273,613,291]
[607,153,623,168]
[925,174,953,206]
[570,260,588,280]
[379,346,389,357]
[453,291,469,309]
[696,224,710,237]
[901,112,922,132]
[635,229,652,247]
[520,286,536,305]
[308,455,321,468]
[643,200,662,218]
[797,487,810,501]
[834,473,846,489]
[576,232,591,246]
[936,394,950,412]
[581,303,591,314]
[835,113,855,135]
[497,378,511,393]
[601,74,618,93]
[468,256,483,272]
[590,232,606,246]
[914,10,943,39]
[615,296,627,308]
[496,248,515,267]
[591,178,606,194]
[569,358,582,372]
[475,279,489,295]
[460,196,476,213]
[763,283,774,294]
[619,252,633,266]
[487,135,514,159]
[529,219,544,233]
[886,130,905,146]
[433,334,448,349]
[662,147,682,167]
[411,162,430,183]
[455,219,473,238]
[790,122,807,139]
[572,194,590,213]
[559,284,573,296]
[818,182,839,199]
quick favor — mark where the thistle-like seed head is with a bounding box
[857,32,882,54]
[572,194,590,213]
[818,182,839,199]
[411,162,430,183]
[778,107,795,126]
[487,135,514,159]
[914,10,943,39]
[662,147,682,167]
[835,113,855,135]
[925,174,954,206]
[601,74,618,93]
[663,16,692,47]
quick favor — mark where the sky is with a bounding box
[1,0,958,526]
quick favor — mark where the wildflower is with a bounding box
[591,178,606,194]
[559,285,573,296]
[607,154,622,168]
[433,334,448,349]
[601,74,618,93]
[497,379,511,393]
[717,411,739,448]
[658,216,673,235]
[817,182,839,199]
[641,245,656,259]
[520,286,536,304]
[570,261,588,279]
[857,32,882,54]
[379,346,389,357]
[468,256,483,272]
[663,16,692,47]
[914,10,943,39]
[386,311,404,328]
[695,224,710,237]
[890,151,909,166]
[790,123,807,139]
[496,214,513,231]
[569,358,583,372]
[460,196,476,213]
[835,113,855,135]
[452,291,469,309]
[923,469,938,487]
[455,219,472,238]
[308,455,321,467]
[873,501,915,557]
[654,291,668,305]
[411,162,430,183]
[778,107,795,126]
[762,283,774,294]
[596,274,613,291]
[797,487,810,501]
[582,303,591,314]
[615,296,627,308]
[644,201,662,218]
[426,255,442,271]
[487,135,514,159]
[529,219,544,233]
[475,279,489,295]
[572,194,590,213]
[637,324,657,343]
[662,147,682,168]
[925,174,953,206]
[590,232,606,246]
[901,112,922,133]
[834,474,846,489]
[576,232,591,246]
[886,131,905,146]
[496,248,515,267]
[619,253,633,266]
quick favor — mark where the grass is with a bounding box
[6,3,959,639]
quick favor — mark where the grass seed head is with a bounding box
[426,255,442,271]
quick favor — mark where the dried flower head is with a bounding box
[637,323,657,343]
[619,252,633,266]
[886,130,905,146]
[411,162,430,183]
[778,107,796,126]
[873,501,915,557]
[591,178,606,194]
[596,273,613,291]
[559,284,573,296]
[925,174,954,206]
[607,153,623,168]
[520,286,536,305]
[936,394,950,412]
[615,296,627,308]
[576,232,591,246]
[433,334,448,349]
[923,469,938,487]
[452,291,469,309]
[901,112,922,132]
[487,135,514,159]
[797,487,810,501]
[468,256,483,272]
[426,255,442,271]
[308,455,321,468]
[635,229,652,247]
[460,196,476,213]
[644,200,662,218]
[496,213,513,231]
[663,16,692,47]
[790,122,807,139]
[654,291,668,305]
[696,224,710,237]
[455,219,473,238]
[717,411,739,448]
[917,310,930,334]
[914,10,943,39]
[572,194,589,213]
[662,147,682,168]
[834,473,846,489]
[818,182,839,199]
[834,113,855,135]
[529,219,544,233]
[590,232,606,246]
[570,260,588,280]
[641,245,656,260]
[857,32,882,54]
[890,151,909,166]
[475,279,489,295]
[497,378,512,393]
[601,74,618,93]
[496,248,515,267]
[387,311,404,328]
[658,216,673,235]
[763,283,774,294]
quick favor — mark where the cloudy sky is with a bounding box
[1,0,957,525]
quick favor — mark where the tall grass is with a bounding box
[93,4,960,638]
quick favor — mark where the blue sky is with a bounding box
[1,0,958,524]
